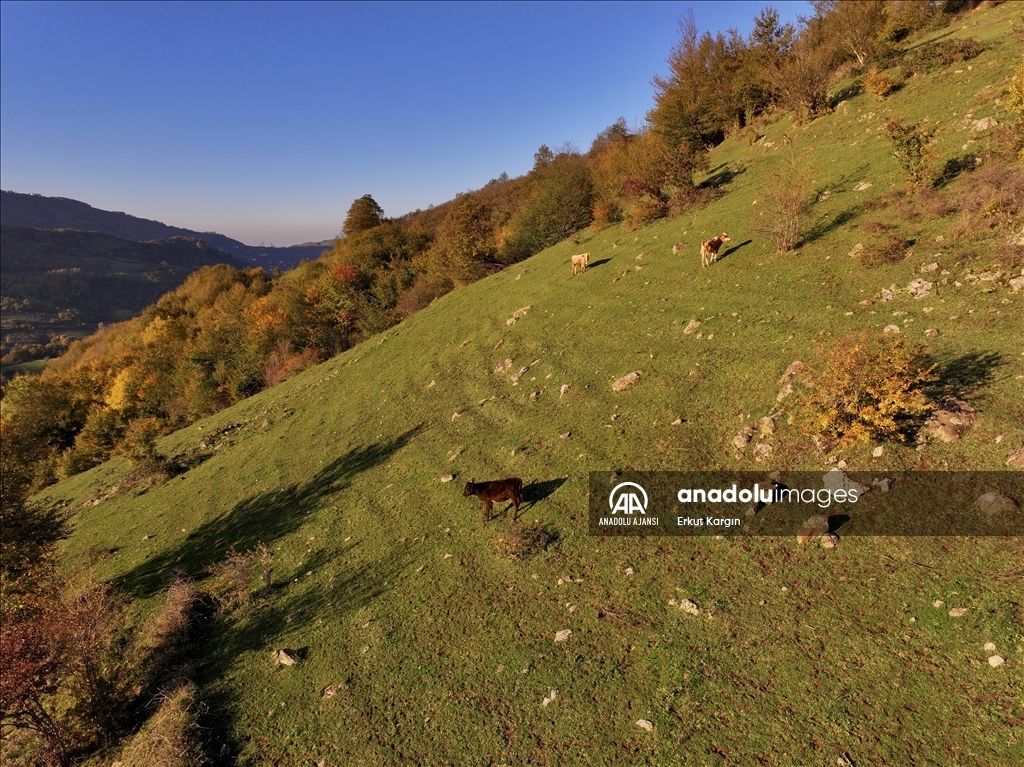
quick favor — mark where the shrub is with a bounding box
[798,332,934,447]
[204,544,272,613]
[755,136,810,253]
[901,37,984,75]
[859,235,911,267]
[492,524,557,561]
[883,116,935,187]
[864,68,896,100]
[114,682,208,767]
[623,194,667,232]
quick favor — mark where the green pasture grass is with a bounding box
[0,358,51,377]
[37,6,1022,764]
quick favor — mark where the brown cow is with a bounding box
[700,233,731,268]
[464,478,524,521]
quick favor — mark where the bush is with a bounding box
[623,194,667,232]
[204,544,272,613]
[864,68,896,100]
[798,332,934,448]
[755,136,810,252]
[883,116,935,187]
[901,37,984,74]
[492,524,557,561]
[859,235,911,267]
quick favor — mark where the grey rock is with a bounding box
[732,427,756,450]
[683,318,702,334]
[923,398,976,442]
[1007,446,1024,468]
[797,515,830,544]
[907,278,933,298]
[975,492,1018,517]
[612,371,641,391]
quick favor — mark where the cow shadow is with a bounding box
[522,476,567,509]
[585,258,612,270]
[716,240,753,262]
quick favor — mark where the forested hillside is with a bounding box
[2,2,1023,763]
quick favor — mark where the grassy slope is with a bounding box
[38,6,1022,765]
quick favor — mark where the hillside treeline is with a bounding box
[1,0,1000,492]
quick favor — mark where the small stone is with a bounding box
[975,492,1018,517]
[683,318,702,334]
[883,324,901,335]
[872,477,891,492]
[920,262,939,273]
[675,598,700,616]
[560,431,571,439]
[797,515,830,544]
[274,649,299,666]
[970,116,998,132]
[948,607,968,618]
[636,719,654,732]
[932,599,944,608]
[542,688,558,707]
[560,384,570,397]
[923,398,976,442]
[671,418,683,426]
[758,416,775,436]
[872,446,884,457]
[988,655,1005,668]
[820,532,840,549]
[529,390,540,401]
[753,440,774,462]
[732,427,756,451]
[984,642,996,652]
[612,371,641,392]
[925,328,939,337]
[854,181,873,191]
[554,629,572,642]
[1007,446,1024,468]
[624,567,634,577]
[440,474,454,483]
[776,382,794,402]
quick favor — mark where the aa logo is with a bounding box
[608,482,648,515]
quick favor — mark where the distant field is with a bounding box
[1,358,51,377]
[31,4,1024,765]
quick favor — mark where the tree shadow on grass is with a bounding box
[802,205,864,246]
[925,351,1006,402]
[196,539,416,762]
[700,164,746,189]
[116,425,424,599]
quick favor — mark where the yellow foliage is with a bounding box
[798,332,934,446]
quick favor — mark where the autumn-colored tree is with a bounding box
[342,194,386,236]
[427,194,497,283]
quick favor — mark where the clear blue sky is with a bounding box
[1,1,808,246]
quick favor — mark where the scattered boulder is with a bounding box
[506,306,531,326]
[820,532,840,549]
[636,719,655,732]
[970,117,998,132]
[554,629,572,642]
[542,689,558,707]
[612,371,641,391]
[758,416,776,436]
[823,468,869,495]
[797,515,830,544]
[925,328,939,337]
[529,390,541,401]
[274,649,300,666]
[922,398,976,442]
[683,318,702,334]
[1009,275,1024,293]
[975,492,1018,517]
[907,278,933,298]
[854,181,873,191]
[778,360,807,384]
[753,440,774,462]
[732,427,756,451]
[872,477,892,492]
[776,382,794,402]
[494,358,512,373]
[881,284,900,302]
[920,262,939,273]
[848,243,864,258]
[948,607,968,618]
[560,384,571,397]
[984,642,997,652]
[1007,447,1024,468]
[883,325,901,335]
[872,446,884,457]
[440,474,454,483]
[669,598,700,616]
[510,366,529,384]
[672,242,685,254]
[988,655,1005,668]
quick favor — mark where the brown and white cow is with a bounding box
[700,234,731,268]
[571,252,590,275]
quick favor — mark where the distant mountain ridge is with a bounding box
[1,191,329,269]
[0,223,252,361]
